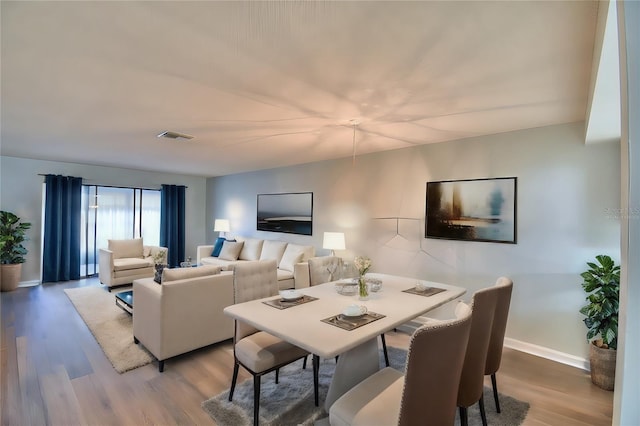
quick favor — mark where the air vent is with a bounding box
[157,131,194,140]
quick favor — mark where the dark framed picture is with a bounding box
[425,177,517,244]
[257,192,313,236]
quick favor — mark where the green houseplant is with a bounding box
[579,254,619,390]
[0,211,32,291]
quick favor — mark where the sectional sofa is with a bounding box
[196,236,315,290]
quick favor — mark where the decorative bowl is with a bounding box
[279,290,303,301]
[367,278,383,292]
[335,280,358,296]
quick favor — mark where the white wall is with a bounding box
[0,156,208,283]
[615,0,639,423]
[207,122,620,359]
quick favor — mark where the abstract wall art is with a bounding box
[425,177,517,243]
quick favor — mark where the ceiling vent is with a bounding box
[157,131,194,140]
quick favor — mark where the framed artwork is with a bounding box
[425,177,517,243]
[257,192,313,236]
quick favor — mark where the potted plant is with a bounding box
[0,211,32,292]
[579,254,619,390]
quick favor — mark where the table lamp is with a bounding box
[214,219,230,238]
[323,232,345,256]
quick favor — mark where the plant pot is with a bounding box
[589,342,616,391]
[1,263,22,292]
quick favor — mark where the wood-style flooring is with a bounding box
[1,278,613,425]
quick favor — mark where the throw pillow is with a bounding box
[108,238,144,259]
[279,244,305,272]
[259,240,288,264]
[219,241,244,261]
[211,237,226,257]
[238,238,264,261]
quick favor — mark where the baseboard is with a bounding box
[18,280,41,288]
[504,337,589,371]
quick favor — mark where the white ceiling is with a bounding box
[1,1,603,177]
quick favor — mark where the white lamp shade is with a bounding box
[214,219,230,233]
[323,232,346,251]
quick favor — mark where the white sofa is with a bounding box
[197,236,315,290]
[98,238,168,291]
[133,265,234,372]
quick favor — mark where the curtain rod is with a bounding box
[37,174,187,190]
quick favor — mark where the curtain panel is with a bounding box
[42,174,82,282]
[160,184,186,267]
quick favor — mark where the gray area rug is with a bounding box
[202,346,529,426]
[64,286,154,373]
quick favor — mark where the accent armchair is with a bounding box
[98,238,167,291]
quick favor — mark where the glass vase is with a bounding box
[358,275,369,300]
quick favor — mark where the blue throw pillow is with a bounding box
[211,237,226,257]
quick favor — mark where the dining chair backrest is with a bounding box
[457,284,499,408]
[398,302,473,426]
[232,259,278,340]
[485,277,513,376]
[308,256,343,286]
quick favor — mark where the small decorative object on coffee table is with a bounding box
[153,250,167,283]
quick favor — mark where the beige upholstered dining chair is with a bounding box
[485,277,513,413]
[457,283,501,426]
[228,260,312,426]
[308,255,390,367]
[308,256,343,286]
[329,302,473,426]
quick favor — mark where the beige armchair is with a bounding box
[98,238,167,291]
[133,266,234,372]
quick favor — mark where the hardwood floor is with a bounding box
[2,278,613,425]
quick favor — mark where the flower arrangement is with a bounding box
[152,250,167,265]
[354,256,372,299]
[354,256,371,277]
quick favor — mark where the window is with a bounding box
[80,185,161,277]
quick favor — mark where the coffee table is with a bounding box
[115,290,133,315]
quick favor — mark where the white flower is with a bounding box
[152,250,166,265]
[354,256,371,276]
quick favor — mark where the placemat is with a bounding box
[403,286,446,297]
[322,311,385,331]
[262,295,318,310]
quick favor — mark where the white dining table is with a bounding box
[223,272,466,411]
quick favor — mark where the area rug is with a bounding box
[64,286,154,373]
[202,346,529,426]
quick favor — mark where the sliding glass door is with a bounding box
[80,185,160,277]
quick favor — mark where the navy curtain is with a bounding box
[42,174,82,282]
[160,184,186,267]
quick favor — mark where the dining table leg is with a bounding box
[324,337,380,411]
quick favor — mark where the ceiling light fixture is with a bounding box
[157,131,194,140]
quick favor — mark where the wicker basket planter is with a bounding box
[589,342,616,391]
[1,263,22,292]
